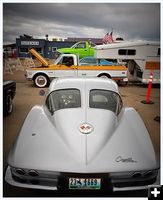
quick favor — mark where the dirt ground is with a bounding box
[3,69,160,197]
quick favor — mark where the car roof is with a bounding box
[48,77,119,94]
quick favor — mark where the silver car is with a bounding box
[5,77,159,192]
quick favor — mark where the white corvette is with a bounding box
[5,78,159,192]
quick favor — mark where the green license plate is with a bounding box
[69,178,101,189]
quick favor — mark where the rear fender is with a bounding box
[117,107,158,167]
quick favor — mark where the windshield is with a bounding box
[89,89,122,114]
[71,42,86,49]
[46,89,81,113]
[71,41,96,49]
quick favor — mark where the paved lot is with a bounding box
[3,71,160,197]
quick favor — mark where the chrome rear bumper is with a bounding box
[5,166,160,192]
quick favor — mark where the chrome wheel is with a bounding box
[34,75,48,88]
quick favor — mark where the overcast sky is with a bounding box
[3,3,160,44]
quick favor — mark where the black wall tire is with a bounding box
[34,74,49,88]
[98,73,111,79]
[4,94,13,115]
[118,80,128,86]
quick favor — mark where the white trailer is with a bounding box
[95,41,160,83]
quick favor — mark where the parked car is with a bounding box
[26,49,128,88]
[5,78,159,192]
[79,57,114,66]
[3,80,16,116]
[57,41,95,59]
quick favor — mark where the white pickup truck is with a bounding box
[25,48,128,88]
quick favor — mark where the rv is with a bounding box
[95,41,160,83]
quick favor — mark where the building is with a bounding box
[16,38,75,59]
[15,35,103,59]
[3,43,16,59]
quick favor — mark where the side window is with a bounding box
[59,56,74,65]
[128,49,136,55]
[46,95,55,114]
[118,49,136,55]
[52,47,57,52]
[19,48,29,53]
[118,49,127,55]
[117,96,123,114]
[76,43,86,48]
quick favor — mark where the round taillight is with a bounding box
[132,172,142,178]
[28,170,39,177]
[15,168,25,175]
[144,171,153,177]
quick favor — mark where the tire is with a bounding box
[117,80,128,87]
[34,74,49,88]
[98,74,111,79]
[4,94,13,115]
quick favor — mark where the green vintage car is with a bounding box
[57,41,95,59]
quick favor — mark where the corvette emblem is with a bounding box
[79,123,94,134]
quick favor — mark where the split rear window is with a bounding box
[46,88,122,115]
